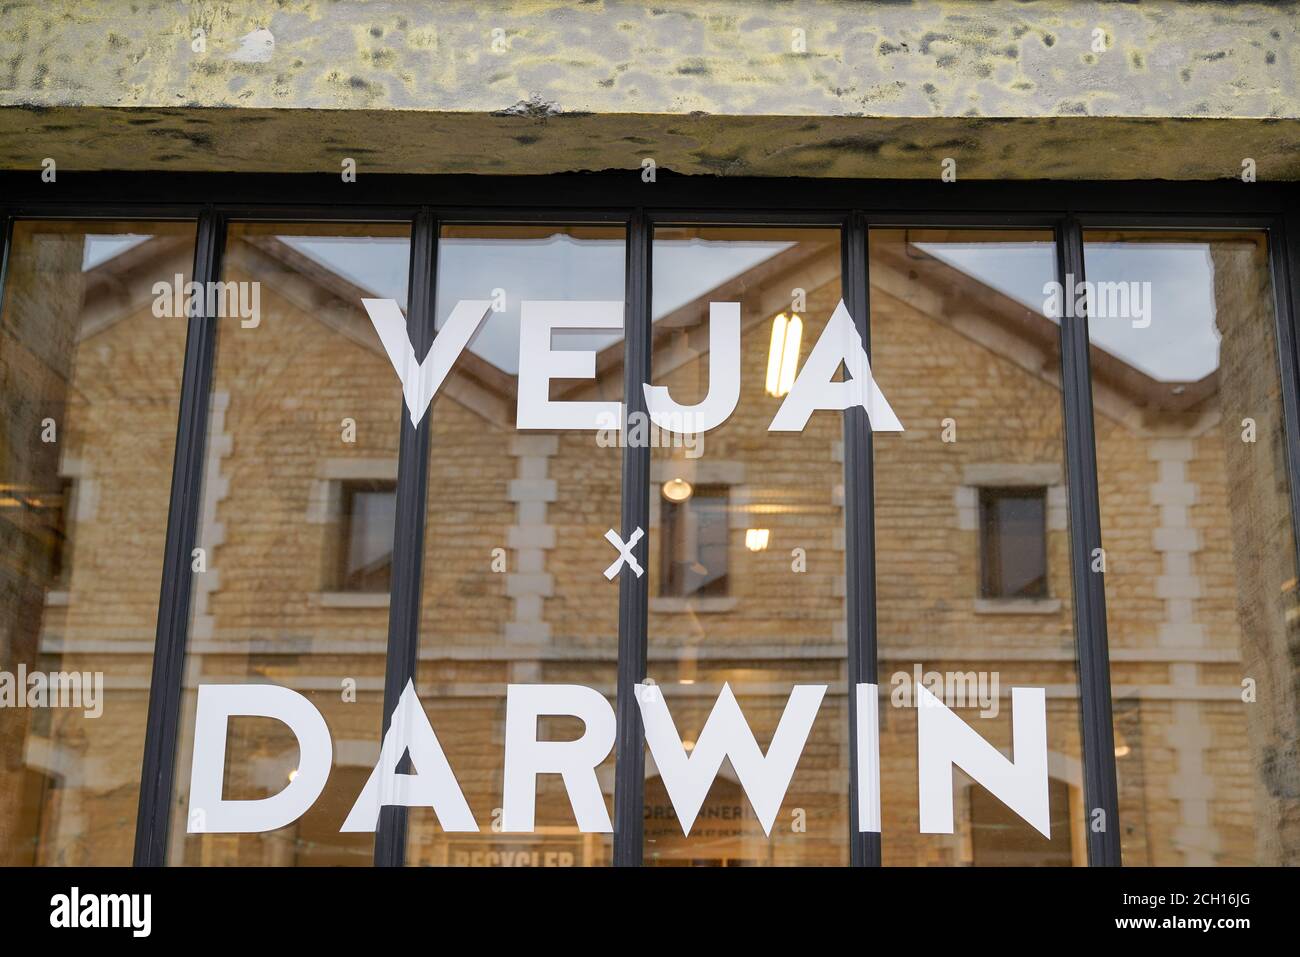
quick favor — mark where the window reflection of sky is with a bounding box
[280,236,411,310]
[915,241,1221,382]
[427,235,790,375]
[85,230,1223,384]
[81,234,151,270]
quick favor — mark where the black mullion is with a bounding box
[1270,213,1300,617]
[210,207,417,223]
[2,206,207,221]
[1074,213,1278,231]
[0,209,10,293]
[1056,217,1122,866]
[2,172,1294,218]
[133,209,226,866]
[373,209,438,867]
[612,209,651,867]
[860,213,1061,229]
[430,208,628,225]
[843,211,881,867]
[644,210,847,227]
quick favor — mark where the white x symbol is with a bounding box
[604,527,645,580]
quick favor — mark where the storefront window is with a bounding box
[404,225,625,867]
[0,221,195,864]
[643,226,848,866]
[168,222,411,865]
[869,229,1087,866]
[2,202,1297,871]
[1083,230,1299,866]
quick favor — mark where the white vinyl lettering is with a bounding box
[340,679,478,833]
[501,684,616,832]
[768,300,903,432]
[916,684,1050,837]
[362,298,493,427]
[516,301,624,430]
[181,678,1053,838]
[855,682,881,832]
[366,296,900,435]
[643,301,740,433]
[635,681,825,836]
[187,684,332,833]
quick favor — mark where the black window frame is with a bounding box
[1,172,1297,870]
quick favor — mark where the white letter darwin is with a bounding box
[917,685,1050,837]
[341,679,478,832]
[636,681,825,836]
[502,684,616,832]
[188,684,332,833]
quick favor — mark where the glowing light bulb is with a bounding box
[662,477,693,503]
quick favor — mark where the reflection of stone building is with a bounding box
[2,224,1294,867]
[872,230,1297,866]
[0,225,191,865]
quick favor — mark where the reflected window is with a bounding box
[1084,230,1299,866]
[869,228,1083,866]
[646,226,847,866]
[0,220,195,865]
[168,222,410,866]
[338,480,396,592]
[979,487,1047,600]
[971,777,1079,866]
[660,483,730,598]
[406,224,625,867]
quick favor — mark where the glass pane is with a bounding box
[870,229,1086,866]
[644,226,847,866]
[0,220,194,864]
[405,225,625,867]
[169,222,411,865]
[1083,230,1299,865]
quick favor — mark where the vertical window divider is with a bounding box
[843,210,881,866]
[613,208,651,866]
[373,208,438,867]
[133,207,227,866]
[0,211,11,325]
[1055,216,1122,866]
[0,209,10,284]
[1269,212,1300,593]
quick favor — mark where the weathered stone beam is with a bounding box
[1,107,1297,180]
[1,0,1296,178]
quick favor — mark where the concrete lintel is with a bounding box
[1,0,1297,179]
[2,107,1298,180]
